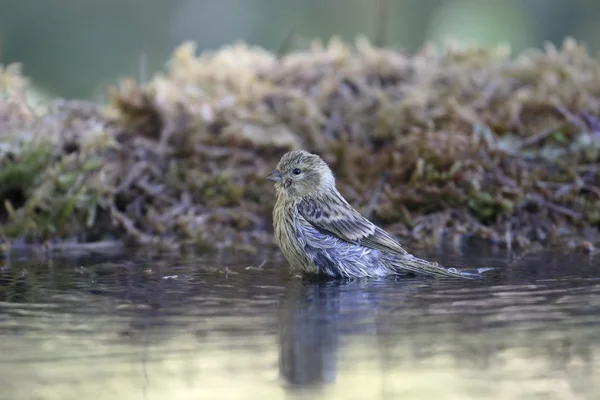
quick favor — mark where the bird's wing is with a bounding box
[297,194,409,255]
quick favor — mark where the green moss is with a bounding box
[0,140,54,201]
[1,151,107,240]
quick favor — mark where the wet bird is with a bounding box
[268,149,480,279]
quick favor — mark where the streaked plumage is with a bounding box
[269,149,480,279]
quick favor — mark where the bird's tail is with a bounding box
[392,254,493,280]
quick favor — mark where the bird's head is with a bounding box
[268,150,335,200]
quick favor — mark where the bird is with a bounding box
[267,149,482,280]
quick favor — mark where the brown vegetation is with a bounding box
[2,38,600,254]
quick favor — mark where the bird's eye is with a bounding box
[292,168,302,175]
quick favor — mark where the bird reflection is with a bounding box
[277,276,423,389]
[277,264,600,398]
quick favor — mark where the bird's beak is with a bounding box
[267,169,283,182]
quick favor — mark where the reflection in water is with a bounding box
[279,280,340,387]
[0,250,599,399]
[279,278,420,388]
[277,250,600,398]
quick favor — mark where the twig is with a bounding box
[579,111,600,138]
[554,183,576,198]
[493,166,518,189]
[473,81,500,108]
[156,194,192,224]
[116,161,148,192]
[555,105,588,132]
[479,149,518,188]
[583,184,600,198]
[517,124,561,149]
[109,203,178,250]
[246,259,267,270]
[527,194,582,219]
[538,171,600,199]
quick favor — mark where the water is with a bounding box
[1,247,600,400]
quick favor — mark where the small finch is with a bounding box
[268,149,481,279]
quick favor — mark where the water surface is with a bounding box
[1,247,599,400]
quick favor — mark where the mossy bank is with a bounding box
[2,38,600,255]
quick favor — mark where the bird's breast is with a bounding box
[273,199,313,272]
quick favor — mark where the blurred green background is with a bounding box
[1,0,599,99]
